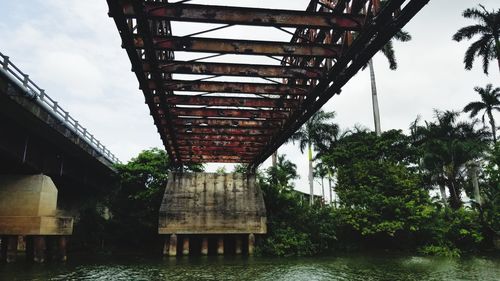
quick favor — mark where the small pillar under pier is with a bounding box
[235,236,242,255]
[182,237,190,256]
[248,234,255,256]
[217,237,224,255]
[57,236,67,262]
[168,234,177,257]
[201,238,208,255]
[33,236,46,263]
[1,235,18,263]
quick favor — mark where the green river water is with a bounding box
[0,253,498,281]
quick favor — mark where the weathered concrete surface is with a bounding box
[0,175,73,235]
[0,175,57,216]
[159,172,267,234]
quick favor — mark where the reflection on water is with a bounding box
[0,253,499,281]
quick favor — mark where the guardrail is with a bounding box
[0,51,120,164]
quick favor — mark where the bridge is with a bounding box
[107,0,429,256]
[107,0,428,170]
[0,52,119,262]
[0,0,429,261]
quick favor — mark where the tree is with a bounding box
[110,148,203,250]
[266,154,299,192]
[463,84,500,143]
[411,111,490,209]
[321,130,435,247]
[369,0,412,136]
[313,160,328,202]
[452,5,500,75]
[289,110,339,205]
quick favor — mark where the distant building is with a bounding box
[291,189,324,205]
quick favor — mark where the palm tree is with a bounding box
[289,110,339,205]
[452,5,500,75]
[463,84,500,143]
[369,1,412,136]
[412,110,490,209]
[313,160,328,203]
[266,154,298,192]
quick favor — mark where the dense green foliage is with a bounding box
[258,126,498,257]
[73,148,203,253]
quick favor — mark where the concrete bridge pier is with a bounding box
[159,173,267,257]
[0,175,73,263]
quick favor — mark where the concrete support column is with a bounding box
[163,236,170,256]
[248,233,255,256]
[182,237,190,256]
[217,237,224,255]
[2,235,18,262]
[201,237,208,256]
[168,234,177,257]
[33,236,46,263]
[57,236,67,262]
[235,236,242,255]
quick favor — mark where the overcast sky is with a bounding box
[1,0,499,197]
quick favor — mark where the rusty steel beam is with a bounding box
[177,140,266,147]
[181,154,253,159]
[179,146,261,152]
[181,158,253,163]
[123,3,365,30]
[134,36,341,57]
[173,118,283,129]
[148,80,309,95]
[143,61,324,79]
[180,153,254,159]
[170,108,289,119]
[179,151,259,157]
[176,134,266,142]
[179,127,273,136]
[165,95,299,108]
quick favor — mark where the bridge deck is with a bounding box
[107,0,429,169]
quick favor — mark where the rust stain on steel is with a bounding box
[180,127,274,136]
[179,146,261,152]
[177,140,266,147]
[122,3,366,30]
[165,95,299,108]
[170,108,290,119]
[172,118,283,128]
[176,134,266,142]
[148,80,309,95]
[133,35,341,57]
[143,61,324,79]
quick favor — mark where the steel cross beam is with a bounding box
[134,36,341,57]
[165,95,299,109]
[143,61,325,79]
[123,2,366,30]
[107,0,430,166]
[147,80,310,95]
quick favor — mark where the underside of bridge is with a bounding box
[107,0,429,169]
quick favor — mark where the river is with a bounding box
[0,253,498,281]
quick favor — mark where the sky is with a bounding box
[0,0,499,198]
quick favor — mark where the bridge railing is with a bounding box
[0,51,121,164]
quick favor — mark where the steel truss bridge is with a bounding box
[107,0,429,170]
